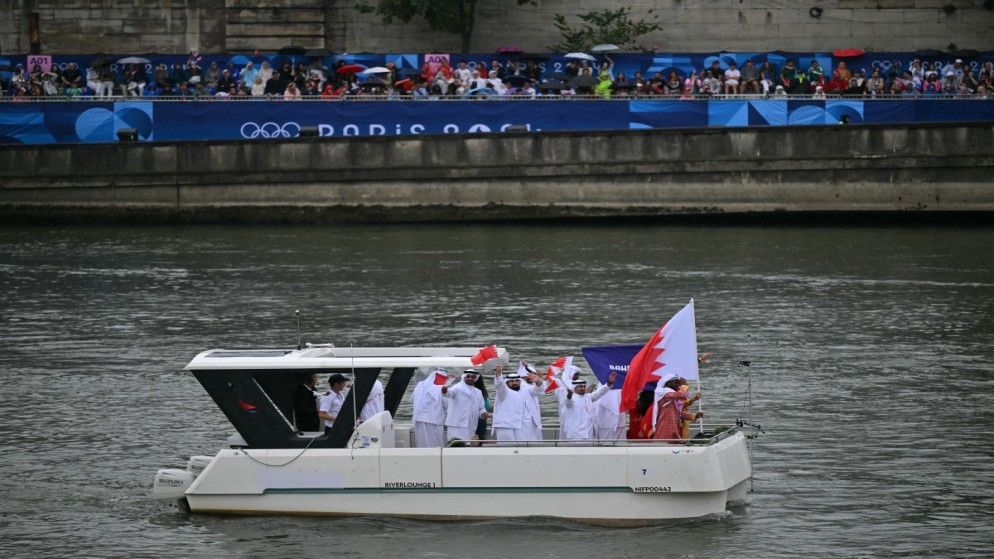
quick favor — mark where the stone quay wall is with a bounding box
[1,0,992,56]
[1,123,992,223]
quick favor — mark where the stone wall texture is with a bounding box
[2,122,992,223]
[1,0,992,55]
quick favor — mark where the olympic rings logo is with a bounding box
[240,121,301,139]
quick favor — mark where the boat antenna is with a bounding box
[349,342,361,454]
[295,310,301,350]
[743,333,755,492]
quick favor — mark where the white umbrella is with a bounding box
[117,56,150,64]
[591,44,620,52]
[563,52,597,62]
[361,66,392,74]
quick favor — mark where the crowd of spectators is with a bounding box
[2,52,992,100]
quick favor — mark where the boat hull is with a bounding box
[181,431,751,524]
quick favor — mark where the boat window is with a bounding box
[205,350,293,358]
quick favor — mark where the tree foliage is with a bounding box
[548,7,662,53]
[356,0,535,54]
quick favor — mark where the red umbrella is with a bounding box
[336,64,366,75]
[833,48,865,58]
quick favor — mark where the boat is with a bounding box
[151,344,753,525]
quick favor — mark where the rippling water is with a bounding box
[1,224,993,558]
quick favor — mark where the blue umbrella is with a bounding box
[228,55,252,66]
[462,87,495,98]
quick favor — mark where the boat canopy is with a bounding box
[186,346,509,450]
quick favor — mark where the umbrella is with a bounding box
[832,48,864,58]
[336,64,366,75]
[538,80,567,90]
[591,44,620,52]
[569,75,600,88]
[564,52,597,62]
[503,74,530,85]
[358,79,388,89]
[361,66,392,74]
[496,46,524,54]
[545,72,570,81]
[228,55,253,66]
[278,45,307,55]
[913,48,944,57]
[948,48,980,58]
[89,57,113,67]
[117,56,150,64]
[277,45,306,64]
[462,87,495,98]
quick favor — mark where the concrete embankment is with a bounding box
[2,122,993,224]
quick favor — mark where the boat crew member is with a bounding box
[442,369,488,444]
[519,361,546,441]
[319,373,349,435]
[492,365,529,442]
[358,378,386,423]
[291,372,321,432]
[411,368,448,447]
[557,371,616,440]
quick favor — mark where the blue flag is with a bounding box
[580,344,645,390]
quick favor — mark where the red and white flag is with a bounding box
[544,356,567,393]
[470,345,498,366]
[432,370,448,385]
[620,300,699,412]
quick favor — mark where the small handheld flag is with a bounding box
[470,345,498,366]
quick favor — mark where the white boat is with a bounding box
[152,345,753,525]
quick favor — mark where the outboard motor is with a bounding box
[152,469,196,512]
[186,455,214,476]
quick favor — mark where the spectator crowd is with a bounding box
[2,51,992,100]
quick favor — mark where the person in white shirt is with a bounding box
[519,362,547,441]
[492,366,529,442]
[557,372,616,440]
[412,369,448,447]
[358,378,385,422]
[724,62,741,94]
[593,388,627,441]
[442,369,488,443]
[455,60,473,84]
[318,373,349,435]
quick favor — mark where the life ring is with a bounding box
[809,7,823,17]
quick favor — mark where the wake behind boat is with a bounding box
[151,344,754,525]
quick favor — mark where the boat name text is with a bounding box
[384,481,436,489]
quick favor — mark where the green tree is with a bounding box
[548,7,662,53]
[356,0,535,54]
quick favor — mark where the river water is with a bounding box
[1,224,992,558]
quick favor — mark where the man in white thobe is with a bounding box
[358,378,385,422]
[492,366,530,442]
[519,362,546,441]
[557,372,616,440]
[442,369,487,443]
[411,369,448,448]
[593,388,627,441]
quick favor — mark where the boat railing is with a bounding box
[469,423,741,448]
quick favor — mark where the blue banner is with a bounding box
[3,50,992,86]
[581,344,643,389]
[3,99,994,145]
